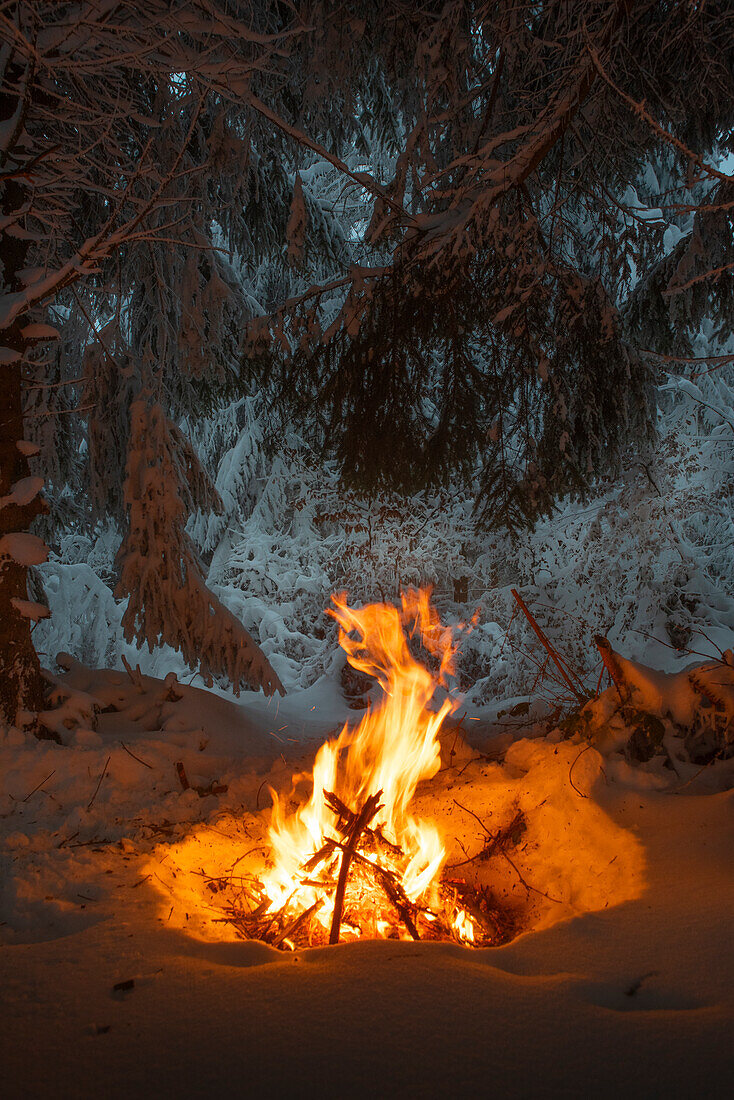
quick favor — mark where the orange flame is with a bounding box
[262,589,471,939]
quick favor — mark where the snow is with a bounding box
[614,654,700,727]
[1,665,733,1096]
[19,322,60,340]
[663,222,684,254]
[0,476,44,509]
[0,532,48,566]
[15,440,40,457]
[10,597,49,621]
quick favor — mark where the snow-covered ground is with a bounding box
[6,358,734,1093]
[2,664,733,1097]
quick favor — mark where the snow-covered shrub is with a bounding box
[188,343,732,704]
[558,642,734,766]
[203,401,494,690]
[34,526,195,684]
[33,561,123,671]
[460,349,734,706]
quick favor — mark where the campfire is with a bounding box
[146,591,648,952]
[233,589,499,950]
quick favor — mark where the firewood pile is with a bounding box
[204,792,521,951]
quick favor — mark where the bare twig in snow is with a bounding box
[119,741,152,769]
[22,769,55,802]
[87,756,111,811]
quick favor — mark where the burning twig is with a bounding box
[271,898,324,949]
[328,790,383,944]
[302,840,338,873]
[349,850,421,941]
[324,791,404,859]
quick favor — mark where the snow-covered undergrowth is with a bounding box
[34,351,734,714]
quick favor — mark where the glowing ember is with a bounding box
[253,588,483,947]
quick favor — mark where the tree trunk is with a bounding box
[0,362,47,727]
[0,64,48,729]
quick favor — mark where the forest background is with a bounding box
[1,0,733,732]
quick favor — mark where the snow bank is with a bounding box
[0,666,732,1097]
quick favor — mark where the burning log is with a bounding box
[328,790,383,944]
[271,899,324,950]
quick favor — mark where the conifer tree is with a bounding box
[117,399,284,696]
[251,0,734,530]
[0,1,320,725]
[2,0,733,732]
[0,0,401,726]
